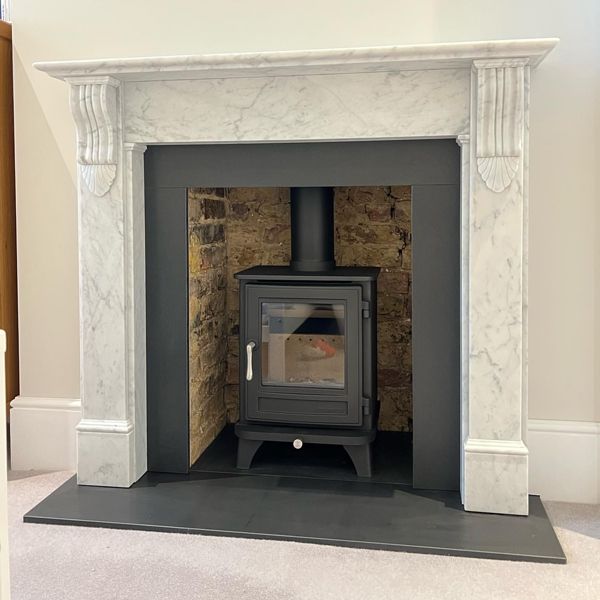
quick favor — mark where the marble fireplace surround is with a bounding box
[36,38,558,516]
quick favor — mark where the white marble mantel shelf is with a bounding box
[34,38,558,82]
[35,37,559,517]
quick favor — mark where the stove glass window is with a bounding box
[261,302,345,388]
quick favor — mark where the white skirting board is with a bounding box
[9,396,81,471]
[528,419,600,504]
[7,401,600,504]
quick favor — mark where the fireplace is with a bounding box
[235,187,379,476]
[33,38,559,516]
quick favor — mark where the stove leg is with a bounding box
[236,439,263,470]
[344,443,372,478]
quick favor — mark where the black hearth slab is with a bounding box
[234,265,380,281]
[24,473,566,564]
[191,425,413,486]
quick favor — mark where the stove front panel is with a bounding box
[242,284,363,427]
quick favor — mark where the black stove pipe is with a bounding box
[290,187,335,272]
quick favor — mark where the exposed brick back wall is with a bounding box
[188,189,228,465]
[188,185,412,462]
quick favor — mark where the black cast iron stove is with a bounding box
[235,187,379,476]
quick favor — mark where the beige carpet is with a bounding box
[7,470,600,600]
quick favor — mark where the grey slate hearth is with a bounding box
[24,427,565,563]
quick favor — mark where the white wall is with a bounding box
[10,2,600,430]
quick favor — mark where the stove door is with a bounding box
[243,284,363,426]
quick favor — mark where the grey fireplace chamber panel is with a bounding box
[144,139,460,490]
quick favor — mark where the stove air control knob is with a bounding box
[293,438,303,450]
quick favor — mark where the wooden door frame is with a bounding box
[0,19,18,420]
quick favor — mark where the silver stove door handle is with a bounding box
[246,341,256,381]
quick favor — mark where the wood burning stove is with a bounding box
[235,187,379,476]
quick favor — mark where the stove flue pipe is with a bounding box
[290,187,336,272]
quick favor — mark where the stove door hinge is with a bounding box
[362,397,371,416]
[361,301,371,319]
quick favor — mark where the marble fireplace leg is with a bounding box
[463,60,530,515]
[69,77,147,487]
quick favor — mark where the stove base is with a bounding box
[235,423,376,477]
